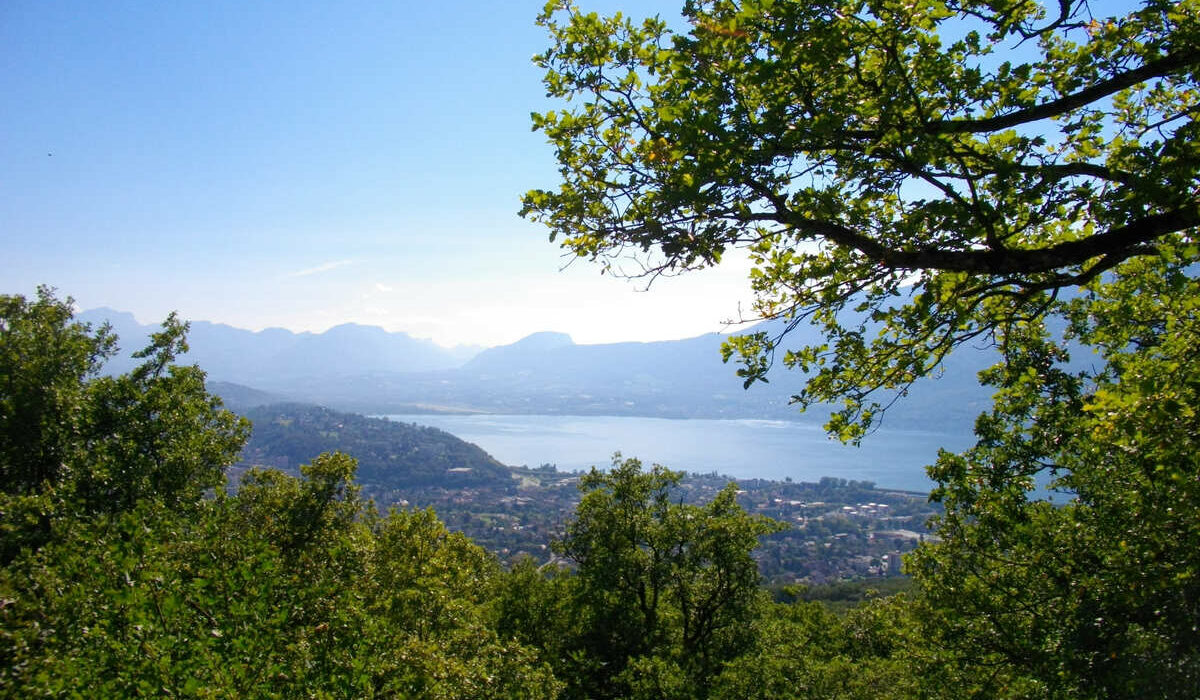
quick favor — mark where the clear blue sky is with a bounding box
[1,0,754,347]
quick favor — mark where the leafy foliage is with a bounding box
[0,291,559,698]
[0,286,116,496]
[523,0,1200,438]
[905,254,1200,698]
[523,0,1200,695]
[0,287,248,562]
[542,455,785,698]
[1,454,560,698]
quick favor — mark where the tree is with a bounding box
[902,256,1200,698]
[552,455,783,698]
[522,0,1199,438]
[711,595,923,699]
[1,293,563,697]
[1,453,562,698]
[523,1,1200,693]
[0,288,248,561]
[78,312,249,513]
[0,286,116,495]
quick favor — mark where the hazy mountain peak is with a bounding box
[510,331,574,350]
[77,307,141,326]
[319,322,395,340]
[460,331,574,374]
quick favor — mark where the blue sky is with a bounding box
[1,0,755,347]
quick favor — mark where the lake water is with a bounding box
[383,414,973,493]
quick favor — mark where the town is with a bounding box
[360,463,941,587]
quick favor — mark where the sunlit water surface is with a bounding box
[383,414,972,493]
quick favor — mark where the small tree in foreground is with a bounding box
[551,455,783,698]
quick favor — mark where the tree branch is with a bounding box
[832,49,1200,140]
[785,205,1199,275]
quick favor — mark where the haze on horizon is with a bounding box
[1,0,757,348]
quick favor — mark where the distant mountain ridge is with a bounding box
[78,308,480,384]
[80,308,995,433]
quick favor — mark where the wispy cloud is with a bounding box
[284,259,355,278]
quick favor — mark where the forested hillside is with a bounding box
[238,403,513,490]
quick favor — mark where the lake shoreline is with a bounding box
[380,413,971,493]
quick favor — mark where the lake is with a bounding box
[383,414,973,493]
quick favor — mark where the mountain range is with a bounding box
[77,308,996,433]
[78,308,479,381]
